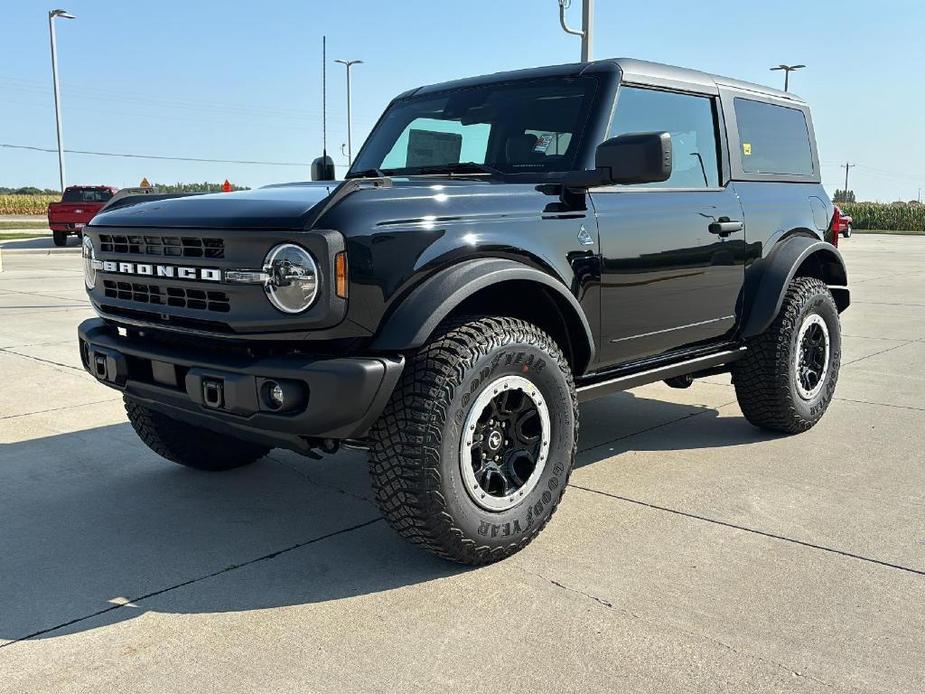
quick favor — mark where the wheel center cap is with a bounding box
[487,430,503,451]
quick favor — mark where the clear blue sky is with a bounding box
[1,0,922,201]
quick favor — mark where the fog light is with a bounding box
[259,379,305,412]
[267,381,285,409]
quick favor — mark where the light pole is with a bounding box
[334,59,363,166]
[770,63,805,92]
[557,0,594,61]
[48,9,75,192]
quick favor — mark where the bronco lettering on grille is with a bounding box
[99,261,221,282]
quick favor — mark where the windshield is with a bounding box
[350,75,601,178]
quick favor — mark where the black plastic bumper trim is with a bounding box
[78,318,404,448]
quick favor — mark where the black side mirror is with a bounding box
[311,155,336,181]
[597,132,672,185]
[564,132,672,189]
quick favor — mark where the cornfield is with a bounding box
[0,195,58,216]
[840,202,925,232]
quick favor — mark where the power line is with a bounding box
[855,163,924,182]
[0,75,380,123]
[820,161,923,185]
[0,143,309,167]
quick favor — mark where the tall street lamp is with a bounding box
[557,0,594,62]
[335,59,363,166]
[770,63,805,92]
[48,8,75,192]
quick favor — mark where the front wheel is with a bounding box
[368,316,578,565]
[732,277,841,434]
[843,226,852,238]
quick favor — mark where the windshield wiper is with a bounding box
[405,162,505,177]
[346,167,390,179]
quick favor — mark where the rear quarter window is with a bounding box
[734,98,813,176]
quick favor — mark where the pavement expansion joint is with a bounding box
[568,483,925,578]
[0,346,88,373]
[0,516,384,648]
[517,565,838,689]
[266,452,376,503]
[842,340,915,366]
[0,397,121,421]
[577,399,739,455]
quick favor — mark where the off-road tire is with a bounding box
[124,396,269,471]
[368,316,578,565]
[52,231,68,247]
[732,277,841,434]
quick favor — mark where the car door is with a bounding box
[590,85,749,367]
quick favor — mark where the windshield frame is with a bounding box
[348,69,616,182]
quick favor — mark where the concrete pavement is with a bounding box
[0,235,922,693]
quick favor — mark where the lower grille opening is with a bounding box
[100,305,235,333]
[103,280,230,313]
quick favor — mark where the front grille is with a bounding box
[103,280,231,313]
[99,234,224,259]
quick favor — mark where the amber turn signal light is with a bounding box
[335,252,348,298]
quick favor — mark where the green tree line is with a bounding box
[0,186,61,195]
[149,181,250,193]
[0,182,249,196]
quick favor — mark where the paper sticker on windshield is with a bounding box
[534,134,553,153]
[742,143,752,156]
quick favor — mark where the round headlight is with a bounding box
[82,234,96,290]
[263,243,319,314]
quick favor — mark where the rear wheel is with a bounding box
[52,230,68,247]
[732,277,841,433]
[368,316,578,565]
[843,225,852,238]
[124,396,269,471]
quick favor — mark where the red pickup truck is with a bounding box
[47,186,118,246]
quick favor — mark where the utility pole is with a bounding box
[48,9,75,192]
[557,0,594,62]
[770,63,805,92]
[842,162,856,201]
[334,59,363,166]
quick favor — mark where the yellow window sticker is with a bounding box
[742,143,752,156]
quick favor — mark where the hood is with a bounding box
[90,182,337,230]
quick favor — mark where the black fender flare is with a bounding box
[370,258,596,371]
[741,236,849,339]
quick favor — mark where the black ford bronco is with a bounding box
[78,59,849,564]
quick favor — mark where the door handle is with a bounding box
[708,220,744,237]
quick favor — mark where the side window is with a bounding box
[381,118,491,169]
[734,98,813,176]
[609,87,720,188]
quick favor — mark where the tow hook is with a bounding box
[202,378,225,409]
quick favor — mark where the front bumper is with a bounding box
[78,318,403,452]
